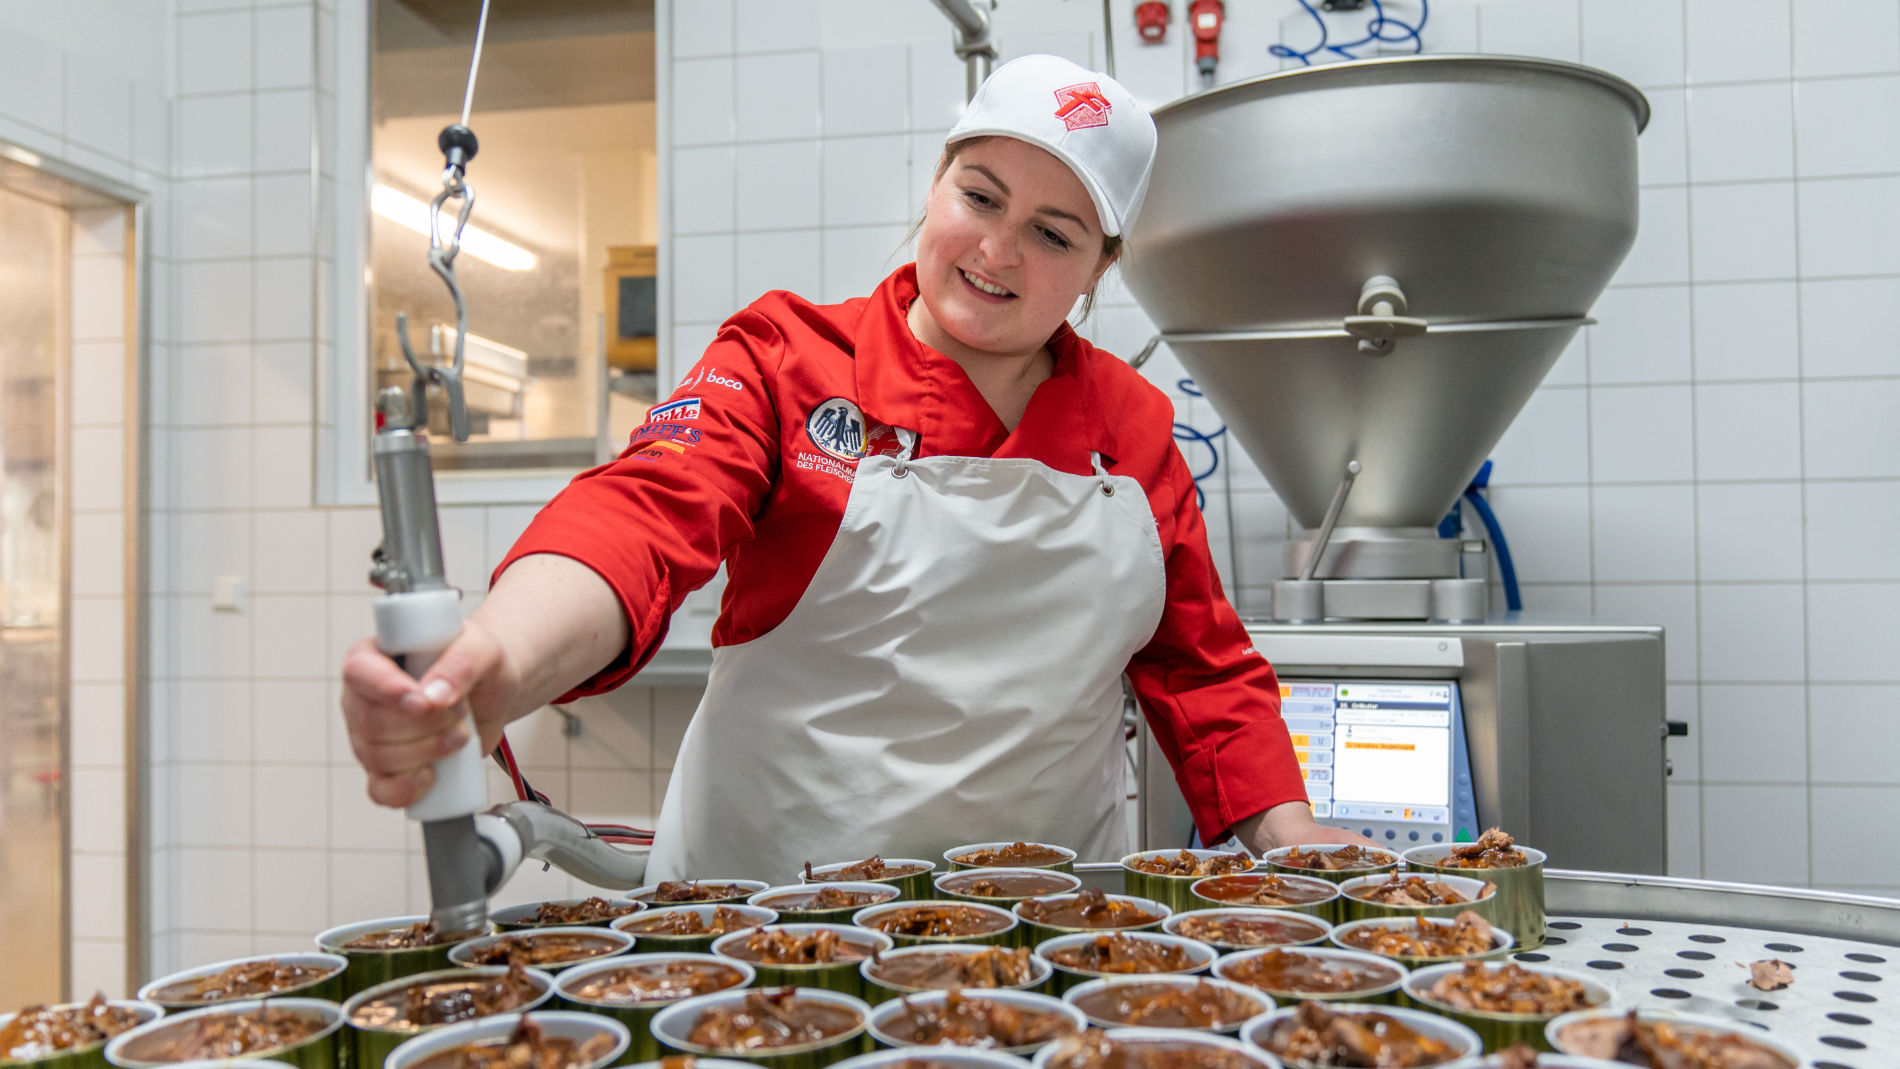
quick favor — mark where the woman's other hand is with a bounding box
[1234,800,1381,854]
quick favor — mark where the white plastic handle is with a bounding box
[374,588,486,823]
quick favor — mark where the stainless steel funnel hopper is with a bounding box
[1123,56,1648,583]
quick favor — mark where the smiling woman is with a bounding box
[342,53,1371,891]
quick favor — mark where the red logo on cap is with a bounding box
[1054,82,1112,131]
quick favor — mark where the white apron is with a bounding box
[646,428,1169,883]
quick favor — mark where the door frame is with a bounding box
[0,140,150,995]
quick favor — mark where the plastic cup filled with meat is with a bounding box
[1031,932,1216,994]
[383,1011,628,1069]
[943,842,1078,874]
[1403,828,1548,950]
[1062,975,1272,1035]
[1243,1001,1481,1068]
[1329,911,1515,969]
[104,999,342,1069]
[1338,872,1500,926]
[613,904,778,955]
[1545,1008,1802,1069]
[934,868,1082,913]
[553,952,755,1063]
[317,915,490,998]
[648,986,872,1069]
[1188,872,1342,923]
[859,944,1054,1005]
[1212,946,1409,1006]
[831,1046,1033,1069]
[1012,889,1170,949]
[851,901,1018,949]
[448,928,633,974]
[340,964,554,1069]
[489,897,645,932]
[1120,850,1257,914]
[138,954,348,1011]
[1403,960,1614,1053]
[1031,1026,1279,1069]
[750,884,901,926]
[1162,908,1332,955]
[866,989,1084,1056]
[713,925,895,998]
[632,881,771,908]
[0,996,162,1069]
[1262,845,1400,885]
[800,859,937,903]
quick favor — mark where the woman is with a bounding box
[343,56,1368,882]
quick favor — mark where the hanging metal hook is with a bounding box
[392,122,482,443]
[386,0,491,445]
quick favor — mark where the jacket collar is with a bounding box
[853,265,1122,473]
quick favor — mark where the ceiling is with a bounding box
[375,0,655,118]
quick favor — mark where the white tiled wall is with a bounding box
[1470,0,1900,896]
[657,0,1900,899]
[149,0,335,980]
[67,207,137,1002]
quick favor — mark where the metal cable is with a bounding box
[460,0,493,127]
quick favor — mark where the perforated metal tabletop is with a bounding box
[1527,913,1893,1066]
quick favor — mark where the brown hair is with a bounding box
[903,136,1124,324]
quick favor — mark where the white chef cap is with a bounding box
[946,55,1158,238]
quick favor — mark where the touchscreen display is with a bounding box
[1281,680,1459,829]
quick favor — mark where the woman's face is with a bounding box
[914,136,1113,356]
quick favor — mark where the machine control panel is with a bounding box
[1282,679,1480,845]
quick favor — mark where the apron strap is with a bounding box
[1091,451,1114,496]
[893,427,918,478]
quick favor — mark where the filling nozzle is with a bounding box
[370,384,493,934]
[423,817,502,936]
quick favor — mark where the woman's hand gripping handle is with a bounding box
[343,555,627,812]
[367,588,487,819]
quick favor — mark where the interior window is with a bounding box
[371,0,658,472]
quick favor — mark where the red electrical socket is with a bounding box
[1135,1,1170,42]
[1189,0,1224,80]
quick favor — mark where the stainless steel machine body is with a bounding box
[1122,56,1651,619]
[1136,618,1667,875]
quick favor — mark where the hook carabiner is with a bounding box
[393,311,469,444]
[385,122,483,445]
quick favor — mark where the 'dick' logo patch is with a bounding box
[806,397,868,462]
[647,396,700,422]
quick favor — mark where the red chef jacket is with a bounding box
[497,265,1306,842]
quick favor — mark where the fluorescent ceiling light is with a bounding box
[371,184,538,272]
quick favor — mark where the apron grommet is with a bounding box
[1100,483,1114,496]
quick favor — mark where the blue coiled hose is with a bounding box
[1441,460,1521,612]
[1270,0,1430,66]
[1173,378,1226,510]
